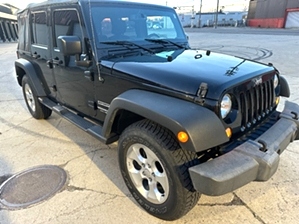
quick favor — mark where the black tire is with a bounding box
[118,119,200,220]
[22,75,52,119]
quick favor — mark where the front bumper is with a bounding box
[189,101,299,196]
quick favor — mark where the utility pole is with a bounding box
[215,0,219,28]
[197,0,203,28]
[191,5,195,28]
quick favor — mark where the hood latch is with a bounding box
[194,82,208,104]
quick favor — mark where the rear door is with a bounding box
[30,10,56,97]
[50,7,95,117]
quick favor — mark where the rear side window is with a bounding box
[31,11,47,46]
[17,11,29,51]
[53,9,82,48]
[17,15,26,50]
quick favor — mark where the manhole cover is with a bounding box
[0,165,67,210]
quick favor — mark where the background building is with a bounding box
[178,11,247,28]
[0,3,18,42]
[247,0,299,28]
[173,1,249,28]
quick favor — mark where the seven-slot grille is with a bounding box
[240,77,275,132]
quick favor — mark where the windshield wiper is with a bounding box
[100,41,155,54]
[144,38,188,49]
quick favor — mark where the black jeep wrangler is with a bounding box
[15,0,299,220]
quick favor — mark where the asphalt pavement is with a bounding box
[0,28,298,223]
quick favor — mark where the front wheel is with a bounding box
[118,119,200,220]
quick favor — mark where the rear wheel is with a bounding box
[22,75,52,119]
[118,119,200,220]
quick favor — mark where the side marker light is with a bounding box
[177,131,189,143]
[225,128,232,138]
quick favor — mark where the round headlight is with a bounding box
[221,94,232,119]
[274,74,279,88]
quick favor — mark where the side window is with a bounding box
[17,11,30,51]
[31,11,47,46]
[53,9,81,48]
[17,14,26,50]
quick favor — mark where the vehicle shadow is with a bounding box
[45,114,131,197]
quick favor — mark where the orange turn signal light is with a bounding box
[225,128,232,138]
[177,131,189,143]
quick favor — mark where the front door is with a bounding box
[50,8,95,117]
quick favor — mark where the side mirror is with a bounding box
[57,36,82,55]
[57,36,92,67]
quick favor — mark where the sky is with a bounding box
[1,0,249,12]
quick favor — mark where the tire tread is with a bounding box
[123,119,200,220]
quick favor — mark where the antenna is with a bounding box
[88,0,104,82]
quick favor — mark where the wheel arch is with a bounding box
[15,58,49,96]
[110,109,145,136]
[103,89,229,153]
[15,64,26,86]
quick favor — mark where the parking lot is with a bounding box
[0,28,299,223]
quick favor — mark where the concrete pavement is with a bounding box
[184,27,299,36]
[0,29,298,223]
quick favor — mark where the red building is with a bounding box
[247,0,299,28]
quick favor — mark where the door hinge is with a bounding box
[50,85,57,92]
[88,101,97,110]
[84,71,94,81]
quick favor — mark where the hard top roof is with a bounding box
[20,0,168,12]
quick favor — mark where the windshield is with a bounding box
[90,4,186,47]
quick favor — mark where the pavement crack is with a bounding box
[55,119,63,128]
[53,185,125,220]
[102,194,118,204]
[65,184,125,199]
[66,185,88,192]
[199,193,266,224]
[199,194,244,207]
[58,148,103,169]
[233,193,266,224]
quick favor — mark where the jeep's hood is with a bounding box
[101,49,274,99]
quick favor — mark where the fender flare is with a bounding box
[103,89,229,152]
[279,75,290,97]
[15,58,47,97]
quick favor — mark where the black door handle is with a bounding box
[32,52,40,59]
[47,60,53,69]
[52,57,63,65]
